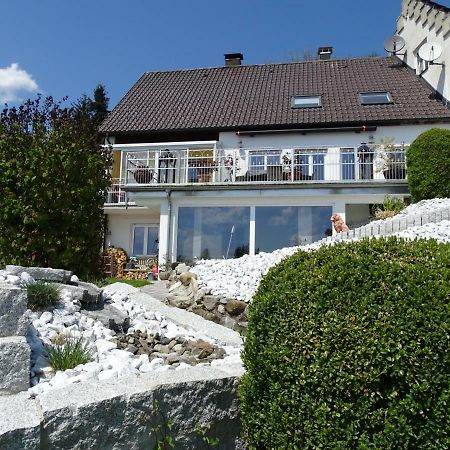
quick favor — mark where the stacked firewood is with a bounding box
[123,270,149,281]
[103,247,127,277]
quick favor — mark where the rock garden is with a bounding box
[0,265,241,398]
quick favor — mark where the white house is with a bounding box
[100,0,450,266]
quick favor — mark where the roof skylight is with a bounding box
[291,95,321,108]
[360,92,393,105]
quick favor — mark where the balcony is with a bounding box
[115,145,408,190]
[105,178,129,205]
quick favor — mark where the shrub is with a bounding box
[240,237,450,449]
[0,93,111,278]
[47,335,93,371]
[373,196,405,220]
[406,128,450,202]
[27,281,59,310]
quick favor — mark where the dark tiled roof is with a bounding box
[100,57,450,134]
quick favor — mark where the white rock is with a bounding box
[95,339,117,353]
[139,363,153,373]
[134,322,147,334]
[154,365,172,373]
[98,369,118,381]
[20,272,35,285]
[149,357,165,368]
[70,275,79,283]
[49,371,70,387]
[118,365,139,377]
[81,361,102,375]
[6,275,21,285]
[175,362,192,371]
[39,311,53,324]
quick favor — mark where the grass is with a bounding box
[47,334,93,371]
[27,281,60,311]
[90,277,152,288]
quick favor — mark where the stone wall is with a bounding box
[0,365,245,450]
[0,284,30,395]
[331,205,450,242]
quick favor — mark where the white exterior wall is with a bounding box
[106,209,159,257]
[219,123,450,150]
[397,0,450,102]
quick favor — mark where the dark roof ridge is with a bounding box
[417,0,450,14]
[142,56,394,76]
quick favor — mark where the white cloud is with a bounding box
[0,63,39,103]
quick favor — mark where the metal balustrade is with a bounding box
[105,179,127,204]
[115,145,408,188]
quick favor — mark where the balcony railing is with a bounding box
[119,146,408,187]
[105,179,128,204]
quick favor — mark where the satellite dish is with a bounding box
[418,42,443,62]
[384,34,406,54]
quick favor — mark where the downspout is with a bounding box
[166,189,172,264]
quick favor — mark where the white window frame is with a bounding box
[249,150,282,174]
[132,224,159,256]
[293,148,327,179]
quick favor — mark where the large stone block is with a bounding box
[0,392,41,450]
[77,281,102,304]
[0,336,30,395]
[6,265,72,283]
[0,285,28,337]
[38,366,243,449]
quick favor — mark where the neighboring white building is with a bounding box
[397,0,450,104]
[100,2,450,267]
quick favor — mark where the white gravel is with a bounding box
[192,198,450,302]
[0,271,242,396]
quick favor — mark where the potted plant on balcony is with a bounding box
[374,137,406,180]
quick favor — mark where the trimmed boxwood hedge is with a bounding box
[240,237,450,449]
[406,128,450,202]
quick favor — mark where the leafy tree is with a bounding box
[0,95,112,277]
[73,84,109,134]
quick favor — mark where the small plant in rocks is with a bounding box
[240,237,450,449]
[373,196,405,220]
[27,280,60,311]
[196,423,220,447]
[47,335,93,371]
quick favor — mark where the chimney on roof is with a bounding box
[318,46,333,60]
[224,53,244,66]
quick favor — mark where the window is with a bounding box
[341,148,356,180]
[249,150,282,179]
[359,92,392,105]
[177,207,250,262]
[293,149,326,180]
[132,225,159,256]
[255,206,332,252]
[291,95,321,108]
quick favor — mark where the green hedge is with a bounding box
[240,237,450,449]
[406,128,450,202]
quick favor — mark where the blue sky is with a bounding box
[1,0,449,109]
